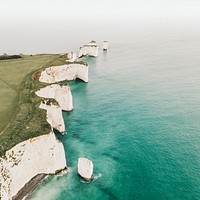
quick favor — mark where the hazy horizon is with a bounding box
[1,0,200,54]
[1,0,200,20]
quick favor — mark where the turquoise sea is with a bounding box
[26,19,200,200]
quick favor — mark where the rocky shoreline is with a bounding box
[0,41,105,200]
[12,174,48,200]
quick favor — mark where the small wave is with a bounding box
[66,167,72,173]
[55,168,69,177]
[92,173,102,181]
[80,179,91,184]
[79,173,102,183]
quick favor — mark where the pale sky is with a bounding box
[1,0,200,20]
[0,0,200,54]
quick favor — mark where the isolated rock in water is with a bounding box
[35,84,73,111]
[103,41,108,50]
[39,99,65,134]
[38,62,88,83]
[78,41,98,58]
[0,132,66,200]
[78,158,93,181]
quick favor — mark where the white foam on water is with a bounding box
[92,173,102,181]
[26,174,68,200]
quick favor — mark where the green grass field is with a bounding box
[0,54,67,156]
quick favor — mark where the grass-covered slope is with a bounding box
[0,54,67,156]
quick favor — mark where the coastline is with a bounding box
[13,174,48,200]
[13,168,67,200]
[0,42,97,199]
[0,54,68,199]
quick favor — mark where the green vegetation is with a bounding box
[0,54,67,156]
[0,55,22,60]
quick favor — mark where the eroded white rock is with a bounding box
[39,100,65,134]
[39,63,88,83]
[78,41,98,58]
[103,41,108,50]
[66,52,77,62]
[78,158,93,181]
[0,132,66,200]
[35,84,73,111]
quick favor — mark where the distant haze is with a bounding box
[0,0,200,54]
[1,0,200,19]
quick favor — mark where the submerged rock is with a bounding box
[78,157,93,181]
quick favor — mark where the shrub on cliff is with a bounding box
[0,55,22,60]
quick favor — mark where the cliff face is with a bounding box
[78,41,98,58]
[35,83,73,133]
[0,132,66,200]
[35,84,73,111]
[39,63,88,83]
[39,100,65,134]
[66,52,77,62]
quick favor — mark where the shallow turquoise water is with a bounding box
[27,24,200,200]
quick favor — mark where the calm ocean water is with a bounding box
[26,19,200,200]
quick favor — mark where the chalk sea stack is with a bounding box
[78,158,93,181]
[78,41,98,58]
[103,41,108,50]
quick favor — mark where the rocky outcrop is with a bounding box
[78,158,93,181]
[38,62,88,83]
[66,52,77,62]
[103,41,108,50]
[78,41,98,58]
[39,99,65,134]
[0,132,66,200]
[35,84,73,111]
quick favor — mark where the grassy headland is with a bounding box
[0,54,67,156]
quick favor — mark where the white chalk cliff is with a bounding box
[39,62,88,83]
[35,84,73,111]
[78,41,98,58]
[39,100,65,134]
[66,52,77,62]
[78,158,93,181]
[0,132,66,200]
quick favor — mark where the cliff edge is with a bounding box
[38,62,88,83]
[0,132,66,200]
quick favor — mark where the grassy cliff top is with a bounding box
[0,54,68,156]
